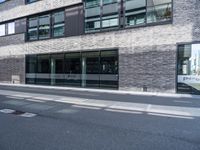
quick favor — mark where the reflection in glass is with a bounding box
[85,5,101,32]
[53,11,65,37]
[147,0,172,23]
[177,44,200,94]
[28,18,38,40]
[25,50,118,89]
[125,0,146,26]
[39,15,50,39]
[102,1,119,29]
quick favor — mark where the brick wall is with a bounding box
[0,0,200,93]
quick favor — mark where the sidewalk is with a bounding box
[0,87,200,120]
[0,83,200,99]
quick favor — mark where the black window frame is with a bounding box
[27,9,65,41]
[84,0,173,33]
[52,10,65,38]
[0,20,16,37]
[26,0,40,4]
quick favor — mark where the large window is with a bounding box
[0,24,5,36]
[0,0,6,4]
[0,21,15,37]
[147,0,172,23]
[39,15,50,39]
[125,0,146,26]
[102,0,119,29]
[85,0,119,32]
[26,50,118,88]
[85,0,101,32]
[177,44,200,95]
[8,22,15,35]
[52,11,65,37]
[27,10,65,41]
[28,17,38,40]
[84,0,172,31]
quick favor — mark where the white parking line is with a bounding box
[26,99,45,103]
[20,112,37,118]
[105,108,143,114]
[6,96,24,100]
[0,109,15,114]
[72,105,101,110]
[0,109,37,118]
[174,100,192,104]
[147,112,194,119]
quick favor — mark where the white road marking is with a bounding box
[72,105,101,110]
[108,105,145,112]
[76,102,107,108]
[0,89,200,118]
[20,112,37,118]
[6,96,24,100]
[26,99,45,103]
[0,109,15,114]
[105,108,143,114]
[13,95,31,98]
[148,113,194,119]
[174,100,192,104]
[33,97,53,101]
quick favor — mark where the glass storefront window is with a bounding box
[37,55,51,73]
[100,50,118,74]
[177,44,200,94]
[65,53,81,74]
[25,50,118,89]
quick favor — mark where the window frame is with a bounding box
[27,9,66,41]
[26,0,40,4]
[0,21,16,37]
[84,0,173,33]
[176,41,200,95]
[0,0,7,4]
[52,10,65,38]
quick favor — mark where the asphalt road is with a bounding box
[0,85,200,150]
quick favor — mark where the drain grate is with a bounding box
[0,109,37,118]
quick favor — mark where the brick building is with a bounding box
[0,0,200,94]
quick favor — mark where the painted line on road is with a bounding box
[20,112,37,118]
[6,96,24,100]
[147,112,194,119]
[105,108,143,114]
[72,105,101,110]
[26,98,45,103]
[0,109,15,114]
[0,108,37,118]
[174,100,192,104]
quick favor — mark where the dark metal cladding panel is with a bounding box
[65,4,84,37]
[15,18,27,34]
[78,5,84,35]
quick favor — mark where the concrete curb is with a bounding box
[0,83,200,99]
